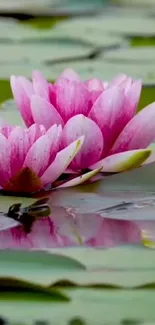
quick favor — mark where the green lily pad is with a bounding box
[0,18,61,41]
[0,41,93,64]
[51,246,155,270]
[55,16,155,37]
[52,27,125,48]
[0,250,85,286]
[0,0,57,13]
[1,246,155,290]
[106,6,152,18]
[103,47,155,64]
[114,0,155,8]
[0,21,74,42]
[0,288,155,324]
[0,18,124,49]
[100,16,155,37]
[0,63,54,81]
[49,270,155,289]
[97,163,155,194]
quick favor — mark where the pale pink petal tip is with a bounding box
[10,75,34,127]
[31,95,63,130]
[57,68,81,82]
[55,79,89,122]
[32,70,49,100]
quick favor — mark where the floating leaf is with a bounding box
[0,18,124,49]
[0,288,155,324]
[1,246,155,289]
[0,42,94,65]
[55,16,155,37]
[0,0,59,14]
[51,27,125,48]
[51,246,155,270]
[115,0,155,9]
[104,47,155,64]
[0,63,54,82]
[0,250,85,285]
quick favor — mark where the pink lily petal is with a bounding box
[102,81,109,89]
[88,218,141,247]
[109,74,129,87]
[55,79,89,123]
[90,149,151,172]
[18,76,34,97]
[0,218,57,250]
[0,226,31,249]
[123,79,142,123]
[56,68,81,83]
[27,217,59,249]
[49,83,57,107]
[32,70,49,101]
[31,95,64,130]
[110,102,155,154]
[62,114,103,169]
[86,78,104,92]
[0,125,13,138]
[118,77,133,93]
[0,216,70,249]
[89,87,125,156]
[41,136,84,186]
[0,133,11,187]
[47,124,62,164]
[47,207,76,247]
[56,168,102,188]
[10,76,34,127]
[8,126,30,177]
[23,133,52,177]
[27,124,46,146]
[51,207,102,246]
[85,78,104,108]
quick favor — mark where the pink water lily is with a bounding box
[10,69,155,183]
[0,205,142,249]
[0,123,85,193]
